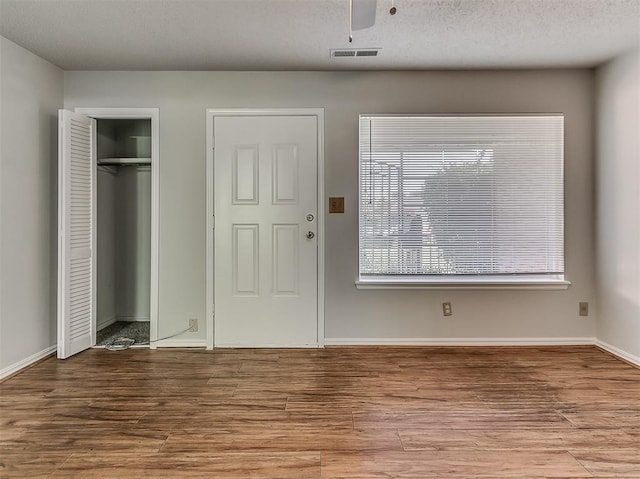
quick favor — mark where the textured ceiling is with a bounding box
[1,0,639,70]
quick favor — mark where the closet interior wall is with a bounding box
[96,119,152,331]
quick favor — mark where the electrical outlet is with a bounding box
[442,302,452,317]
[189,318,198,332]
[579,302,589,317]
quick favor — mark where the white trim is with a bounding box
[97,315,117,331]
[0,346,56,381]
[206,108,324,117]
[206,112,215,349]
[205,108,325,350]
[316,112,325,347]
[155,339,208,348]
[356,277,571,291]
[116,316,151,322]
[215,343,322,348]
[74,107,160,350]
[325,337,596,346]
[596,339,640,367]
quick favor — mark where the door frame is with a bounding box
[75,107,160,348]
[205,108,325,349]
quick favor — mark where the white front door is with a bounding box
[57,110,97,358]
[214,115,318,347]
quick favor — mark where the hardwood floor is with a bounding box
[1,346,639,478]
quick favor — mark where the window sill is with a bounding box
[355,275,571,290]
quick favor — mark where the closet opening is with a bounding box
[95,118,152,347]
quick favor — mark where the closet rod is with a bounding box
[98,162,151,167]
[98,157,151,166]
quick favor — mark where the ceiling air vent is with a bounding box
[331,48,380,58]
[356,50,379,57]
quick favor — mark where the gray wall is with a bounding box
[595,49,640,360]
[97,168,117,329]
[114,166,151,322]
[65,69,597,343]
[0,37,63,373]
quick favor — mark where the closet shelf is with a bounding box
[98,157,151,166]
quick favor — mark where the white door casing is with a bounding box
[58,110,97,359]
[206,110,325,348]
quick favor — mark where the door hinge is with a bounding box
[211,136,215,149]
[212,215,215,229]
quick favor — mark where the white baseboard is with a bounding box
[155,339,207,348]
[214,343,321,348]
[97,315,149,331]
[117,316,150,322]
[97,315,117,331]
[0,345,56,381]
[596,339,640,367]
[324,337,597,346]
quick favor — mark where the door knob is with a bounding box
[306,231,315,239]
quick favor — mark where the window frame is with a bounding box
[356,113,570,291]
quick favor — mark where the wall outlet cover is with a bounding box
[189,318,198,332]
[579,302,589,316]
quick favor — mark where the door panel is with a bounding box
[58,110,96,359]
[273,224,299,295]
[272,144,298,204]
[232,224,259,296]
[214,116,318,347]
[233,146,259,204]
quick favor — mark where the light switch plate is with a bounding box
[329,197,345,213]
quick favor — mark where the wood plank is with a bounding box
[572,449,640,476]
[320,450,589,477]
[137,409,354,432]
[161,429,403,453]
[0,452,71,479]
[561,410,640,428]
[398,427,640,451]
[49,451,321,478]
[354,409,572,430]
[0,426,168,453]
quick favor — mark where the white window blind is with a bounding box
[358,115,564,280]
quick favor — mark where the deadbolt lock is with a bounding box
[306,214,314,222]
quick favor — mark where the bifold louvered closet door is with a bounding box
[58,110,96,359]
